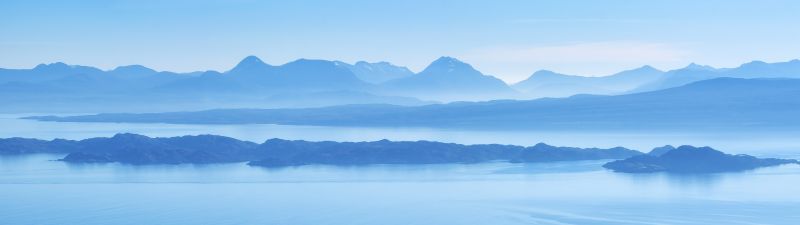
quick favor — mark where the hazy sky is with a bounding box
[2,0,799,82]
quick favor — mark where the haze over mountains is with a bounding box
[633,59,800,92]
[340,61,415,84]
[513,59,800,97]
[513,65,664,98]
[31,77,800,130]
[2,56,800,113]
[381,57,519,101]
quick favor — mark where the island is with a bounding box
[603,145,798,173]
[249,140,640,167]
[1,133,641,166]
[3,134,796,172]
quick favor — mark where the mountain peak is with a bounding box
[286,58,338,67]
[531,142,554,149]
[737,60,769,69]
[525,70,573,79]
[636,65,659,71]
[431,56,465,66]
[532,70,558,76]
[111,133,151,140]
[648,145,676,156]
[355,61,394,67]
[33,62,70,70]
[684,63,716,71]
[240,55,264,64]
[228,55,271,74]
[348,61,414,83]
[615,65,662,75]
[111,65,156,74]
[739,60,769,68]
[236,55,268,67]
[421,56,475,74]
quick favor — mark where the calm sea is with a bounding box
[1,114,799,224]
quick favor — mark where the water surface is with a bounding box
[1,154,799,225]
[3,114,800,157]
[2,114,800,224]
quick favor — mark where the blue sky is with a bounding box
[1,0,799,82]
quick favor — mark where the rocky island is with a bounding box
[3,134,796,172]
[1,133,640,166]
[603,145,798,173]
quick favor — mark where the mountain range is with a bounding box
[513,65,664,98]
[0,56,431,112]
[512,59,800,97]
[632,60,800,92]
[380,57,519,101]
[2,56,800,113]
[30,77,800,130]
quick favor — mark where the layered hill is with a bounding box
[381,57,519,101]
[33,78,800,130]
[3,57,800,112]
[513,66,664,98]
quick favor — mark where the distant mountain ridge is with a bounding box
[0,56,437,112]
[513,65,664,98]
[513,59,800,98]
[162,57,370,93]
[381,56,519,101]
[2,56,800,112]
[340,61,414,84]
[633,59,800,92]
[30,77,800,130]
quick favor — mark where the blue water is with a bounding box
[2,114,800,224]
[1,154,799,225]
[3,114,800,156]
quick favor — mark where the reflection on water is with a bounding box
[624,172,728,188]
[1,154,799,225]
